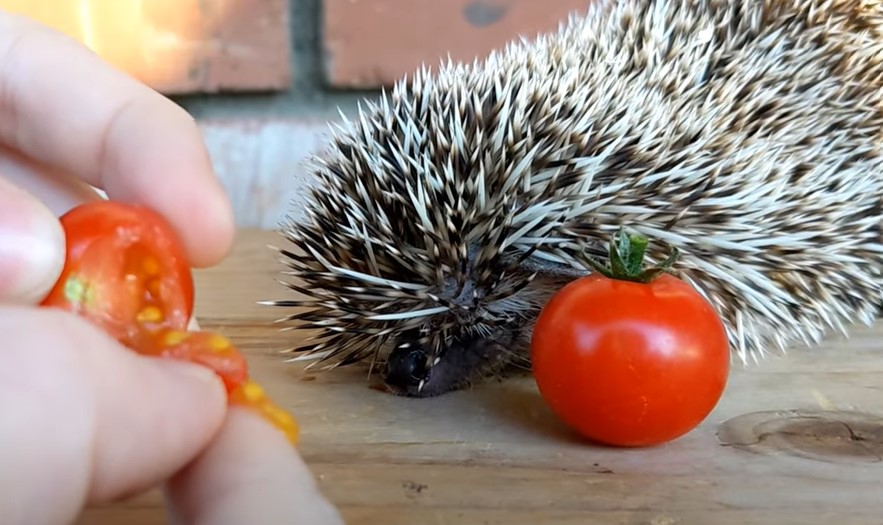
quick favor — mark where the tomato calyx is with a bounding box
[585,227,680,283]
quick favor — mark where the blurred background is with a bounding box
[1,0,588,229]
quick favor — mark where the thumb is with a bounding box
[0,174,65,304]
[0,306,228,524]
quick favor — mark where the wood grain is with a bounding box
[76,229,883,525]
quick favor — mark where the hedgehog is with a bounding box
[266,0,883,398]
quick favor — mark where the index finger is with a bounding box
[0,12,234,267]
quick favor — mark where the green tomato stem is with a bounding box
[586,227,679,283]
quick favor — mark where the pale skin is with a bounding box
[0,11,344,525]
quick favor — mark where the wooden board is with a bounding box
[76,229,883,525]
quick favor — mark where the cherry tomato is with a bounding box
[135,328,250,394]
[40,200,194,345]
[530,229,730,447]
[40,199,299,445]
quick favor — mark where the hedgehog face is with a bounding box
[383,327,520,397]
[275,209,578,396]
[378,267,574,397]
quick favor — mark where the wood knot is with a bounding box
[716,409,883,464]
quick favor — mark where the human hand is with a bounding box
[0,11,344,525]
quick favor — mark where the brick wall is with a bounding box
[1,0,590,227]
[0,0,292,94]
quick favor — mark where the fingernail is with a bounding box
[0,178,65,304]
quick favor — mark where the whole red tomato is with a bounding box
[530,229,730,447]
[40,200,194,345]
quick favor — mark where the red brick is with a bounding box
[322,0,591,88]
[0,0,292,94]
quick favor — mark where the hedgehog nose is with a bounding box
[383,344,429,390]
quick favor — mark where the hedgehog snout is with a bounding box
[384,271,579,396]
[382,323,527,397]
[380,262,580,397]
[382,342,431,395]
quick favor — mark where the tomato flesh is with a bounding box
[41,200,194,345]
[530,273,730,447]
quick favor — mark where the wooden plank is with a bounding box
[76,230,883,524]
[0,0,292,94]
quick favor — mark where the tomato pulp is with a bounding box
[40,200,194,345]
[530,231,730,447]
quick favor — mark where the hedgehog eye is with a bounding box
[383,344,429,389]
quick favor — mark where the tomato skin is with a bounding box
[530,272,730,447]
[40,200,194,344]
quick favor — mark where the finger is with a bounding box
[0,146,205,318]
[0,12,234,267]
[0,174,65,304]
[0,307,227,525]
[165,408,345,525]
[0,144,103,215]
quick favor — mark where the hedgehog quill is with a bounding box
[266,0,883,397]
